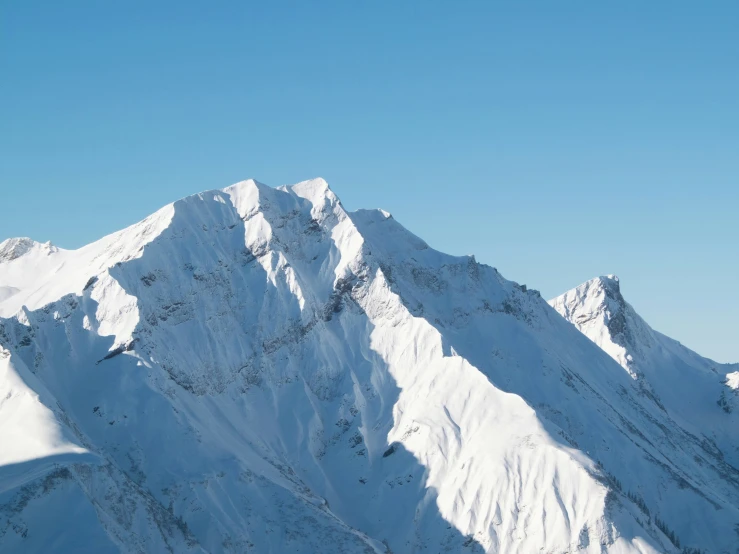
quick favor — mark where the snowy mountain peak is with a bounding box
[0,237,57,263]
[581,274,621,301]
[0,238,36,261]
[0,238,65,306]
[548,274,653,376]
[551,274,739,474]
[290,176,335,201]
[599,273,619,289]
[2,180,739,553]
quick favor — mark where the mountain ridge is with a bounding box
[0,179,737,553]
[550,275,739,469]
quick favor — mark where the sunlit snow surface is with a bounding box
[0,179,736,553]
[550,275,739,469]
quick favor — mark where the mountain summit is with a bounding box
[551,276,739,469]
[548,275,655,378]
[1,179,737,553]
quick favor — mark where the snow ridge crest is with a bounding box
[549,274,656,376]
[0,237,56,263]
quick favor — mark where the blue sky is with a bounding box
[1,1,737,362]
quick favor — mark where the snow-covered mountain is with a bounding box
[1,179,737,553]
[550,275,739,472]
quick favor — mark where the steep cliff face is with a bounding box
[549,276,648,377]
[1,180,737,553]
[551,275,739,469]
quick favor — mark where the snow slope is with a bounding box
[550,275,739,469]
[1,180,737,553]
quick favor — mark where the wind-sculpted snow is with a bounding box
[0,180,736,553]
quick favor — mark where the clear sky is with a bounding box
[1,1,737,362]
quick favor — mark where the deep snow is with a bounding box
[0,180,737,553]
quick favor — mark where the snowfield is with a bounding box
[0,179,737,553]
